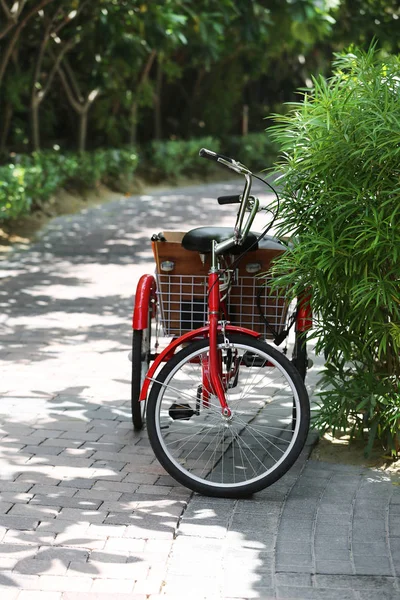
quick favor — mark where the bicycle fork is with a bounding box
[207,264,232,418]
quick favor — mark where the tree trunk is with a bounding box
[79,109,88,153]
[154,56,163,140]
[129,100,138,146]
[128,49,157,146]
[56,64,99,153]
[0,101,13,154]
[31,97,41,151]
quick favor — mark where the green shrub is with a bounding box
[269,45,400,456]
[0,164,32,219]
[101,148,139,192]
[223,131,279,171]
[149,136,221,179]
[0,147,140,221]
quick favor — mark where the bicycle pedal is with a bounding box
[168,403,195,421]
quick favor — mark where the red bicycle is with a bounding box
[130,148,312,497]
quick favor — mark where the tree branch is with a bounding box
[56,65,83,113]
[0,0,55,84]
[0,0,12,17]
[53,0,89,35]
[62,57,84,103]
[138,48,157,87]
[0,21,14,39]
[0,0,28,38]
[32,24,52,102]
[15,0,28,18]
[40,38,75,99]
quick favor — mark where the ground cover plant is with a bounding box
[269,44,400,456]
[0,148,139,221]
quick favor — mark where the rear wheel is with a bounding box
[131,305,153,430]
[292,330,308,382]
[146,334,310,498]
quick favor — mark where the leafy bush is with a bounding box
[0,164,32,219]
[269,45,400,455]
[149,136,221,179]
[223,131,279,171]
[100,148,139,192]
[0,147,139,221]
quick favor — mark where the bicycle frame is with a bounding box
[131,148,313,496]
[135,151,313,410]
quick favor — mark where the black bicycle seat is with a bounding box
[257,235,286,250]
[182,227,258,254]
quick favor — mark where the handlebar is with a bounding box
[199,148,259,254]
[199,148,251,175]
[217,194,241,205]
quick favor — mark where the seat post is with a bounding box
[210,240,218,272]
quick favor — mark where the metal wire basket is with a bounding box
[156,273,288,338]
[152,231,289,339]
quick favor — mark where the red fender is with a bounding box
[139,324,260,401]
[132,274,157,330]
[296,292,313,332]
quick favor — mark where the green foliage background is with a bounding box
[2,0,399,156]
[1,0,399,221]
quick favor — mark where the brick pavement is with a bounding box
[0,180,399,599]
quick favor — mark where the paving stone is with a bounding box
[28,486,77,498]
[0,516,39,530]
[36,575,94,592]
[315,560,354,575]
[3,528,55,545]
[0,482,34,493]
[353,556,393,576]
[18,592,62,600]
[62,595,144,600]
[0,543,39,559]
[274,573,313,587]
[351,541,389,556]
[277,553,314,568]
[22,446,64,457]
[13,558,69,576]
[8,504,60,519]
[58,479,94,490]
[72,490,121,502]
[315,575,398,590]
[276,586,357,599]
[30,496,101,510]
[57,509,107,523]
[53,534,105,551]
[357,591,400,600]
[0,501,13,513]
[90,578,135,593]
[36,548,89,562]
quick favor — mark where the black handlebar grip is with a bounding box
[217,195,241,205]
[199,148,235,164]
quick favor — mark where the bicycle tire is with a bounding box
[292,330,308,382]
[131,307,152,430]
[146,333,310,497]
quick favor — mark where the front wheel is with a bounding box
[146,334,310,498]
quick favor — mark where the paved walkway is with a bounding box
[0,180,399,600]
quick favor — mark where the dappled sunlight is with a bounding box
[0,178,315,597]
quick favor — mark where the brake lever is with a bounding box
[217,157,252,175]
